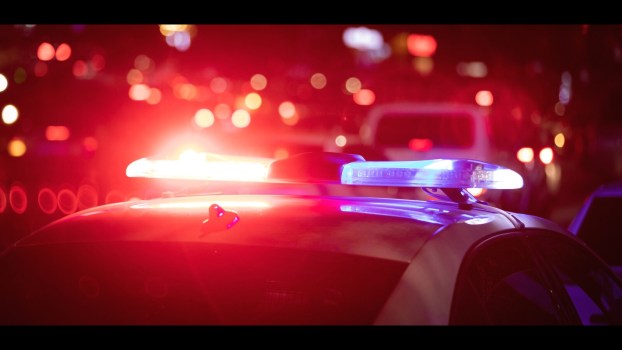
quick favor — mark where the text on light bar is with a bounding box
[126,152,273,181]
[341,159,523,189]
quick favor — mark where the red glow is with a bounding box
[73,60,88,78]
[45,125,70,141]
[37,42,55,61]
[353,89,376,106]
[38,188,57,214]
[55,43,72,61]
[57,188,78,215]
[34,61,48,77]
[407,34,437,57]
[539,147,554,165]
[77,184,99,211]
[517,147,534,163]
[9,184,28,214]
[146,88,162,105]
[105,190,125,204]
[408,138,433,152]
[475,90,494,106]
[83,137,98,151]
[0,187,6,214]
[91,54,105,71]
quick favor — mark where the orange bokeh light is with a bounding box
[37,42,55,61]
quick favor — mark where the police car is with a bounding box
[0,152,620,325]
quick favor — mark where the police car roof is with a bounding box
[15,193,529,263]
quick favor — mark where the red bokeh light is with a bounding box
[37,42,55,61]
[55,43,72,61]
[517,147,534,163]
[408,138,433,152]
[353,89,376,106]
[73,60,88,78]
[407,34,437,57]
[475,90,494,106]
[45,125,70,141]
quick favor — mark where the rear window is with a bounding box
[577,196,622,265]
[375,113,475,148]
[0,242,407,325]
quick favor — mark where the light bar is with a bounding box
[341,159,523,189]
[126,151,273,182]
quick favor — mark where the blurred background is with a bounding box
[2,24,622,249]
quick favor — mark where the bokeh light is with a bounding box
[8,137,26,157]
[214,104,231,119]
[210,77,227,93]
[2,104,19,125]
[83,137,98,151]
[310,73,327,89]
[91,54,105,71]
[475,90,493,107]
[34,61,48,77]
[407,34,437,57]
[353,89,376,106]
[517,147,534,163]
[14,68,26,84]
[0,187,6,214]
[413,57,434,75]
[57,188,78,215]
[129,84,151,101]
[38,188,57,214]
[9,184,28,214]
[134,54,153,71]
[539,147,554,165]
[554,133,565,148]
[0,74,8,92]
[231,109,251,128]
[73,60,88,78]
[45,126,70,141]
[281,113,299,126]
[194,108,215,128]
[55,43,72,61]
[244,92,262,110]
[77,184,99,211]
[250,74,267,91]
[278,101,296,119]
[335,135,347,147]
[37,42,55,61]
[345,77,362,94]
[146,88,162,105]
[126,69,143,85]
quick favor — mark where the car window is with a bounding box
[450,234,562,325]
[0,242,407,325]
[375,113,475,148]
[531,234,622,325]
[576,196,622,266]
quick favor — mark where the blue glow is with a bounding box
[341,159,523,189]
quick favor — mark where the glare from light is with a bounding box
[159,24,189,36]
[475,90,493,107]
[467,188,485,197]
[83,137,98,151]
[274,147,289,159]
[250,74,267,91]
[179,149,201,161]
[539,147,554,165]
[310,73,327,89]
[554,133,565,148]
[45,125,70,141]
[279,101,296,119]
[353,89,376,106]
[0,74,8,92]
[9,184,28,214]
[37,42,55,61]
[55,43,72,61]
[34,62,48,77]
[146,88,162,105]
[77,184,99,211]
[517,147,534,163]
[57,188,78,215]
[210,77,227,93]
[8,137,26,157]
[343,26,384,51]
[2,104,18,124]
[244,92,262,110]
[413,57,434,75]
[231,109,251,128]
[194,108,215,128]
[335,135,347,147]
[214,104,231,119]
[38,187,57,214]
[129,84,151,101]
[73,60,88,78]
[345,77,362,94]
[126,69,143,85]
[407,34,437,57]
[134,54,153,71]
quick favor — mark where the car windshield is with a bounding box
[576,196,622,266]
[375,113,475,148]
[0,242,407,325]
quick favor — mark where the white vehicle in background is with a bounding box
[358,102,492,162]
